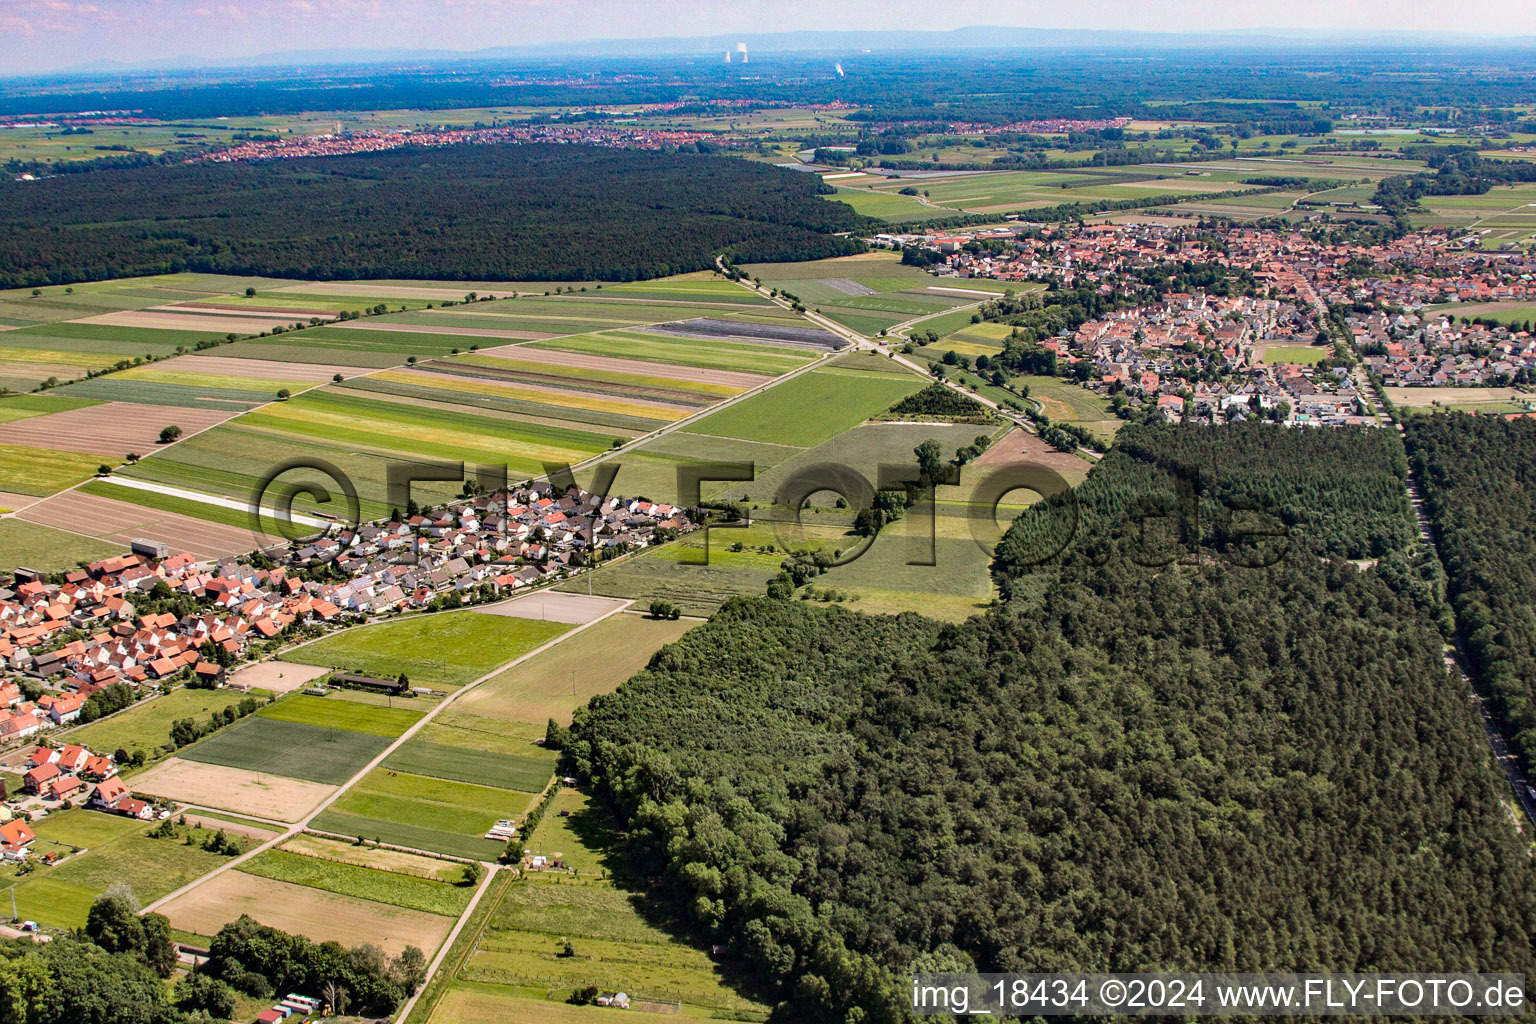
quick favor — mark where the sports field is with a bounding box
[282,611,573,688]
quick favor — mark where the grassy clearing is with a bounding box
[257,693,423,738]
[0,519,121,571]
[282,612,572,688]
[455,790,768,1019]
[238,848,473,917]
[10,818,241,929]
[179,715,392,785]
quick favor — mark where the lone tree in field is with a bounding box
[276,388,291,400]
[245,287,256,297]
[158,425,182,444]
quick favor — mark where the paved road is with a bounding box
[1357,371,1536,829]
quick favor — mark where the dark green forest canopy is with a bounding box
[993,421,1415,583]
[1405,413,1536,771]
[0,144,866,287]
[565,422,1533,1023]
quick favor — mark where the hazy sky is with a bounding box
[1,0,1532,76]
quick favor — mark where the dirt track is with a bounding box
[0,402,234,454]
[19,489,272,560]
[474,342,768,389]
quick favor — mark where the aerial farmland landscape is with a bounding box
[4,3,1536,1024]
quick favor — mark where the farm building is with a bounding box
[331,672,409,695]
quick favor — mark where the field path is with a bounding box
[141,597,632,916]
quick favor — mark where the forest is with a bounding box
[0,144,866,287]
[993,421,1416,579]
[1404,414,1536,770]
[562,423,1526,1023]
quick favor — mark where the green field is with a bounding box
[78,479,297,537]
[179,715,393,785]
[383,738,554,794]
[238,849,473,917]
[282,611,573,688]
[0,394,100,423]
[0,443,113,495]
[10,813,240,929]
[689,367,922,447]
[526,329,812,376]
[443,612,697,739]
[314,768,528,860]
[257,693,422,738]
[438,790,767,1021]
[1262,344,1330,365]
[66,687,273,758]
[1427,300,1536,327]
[0,518,121,571]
